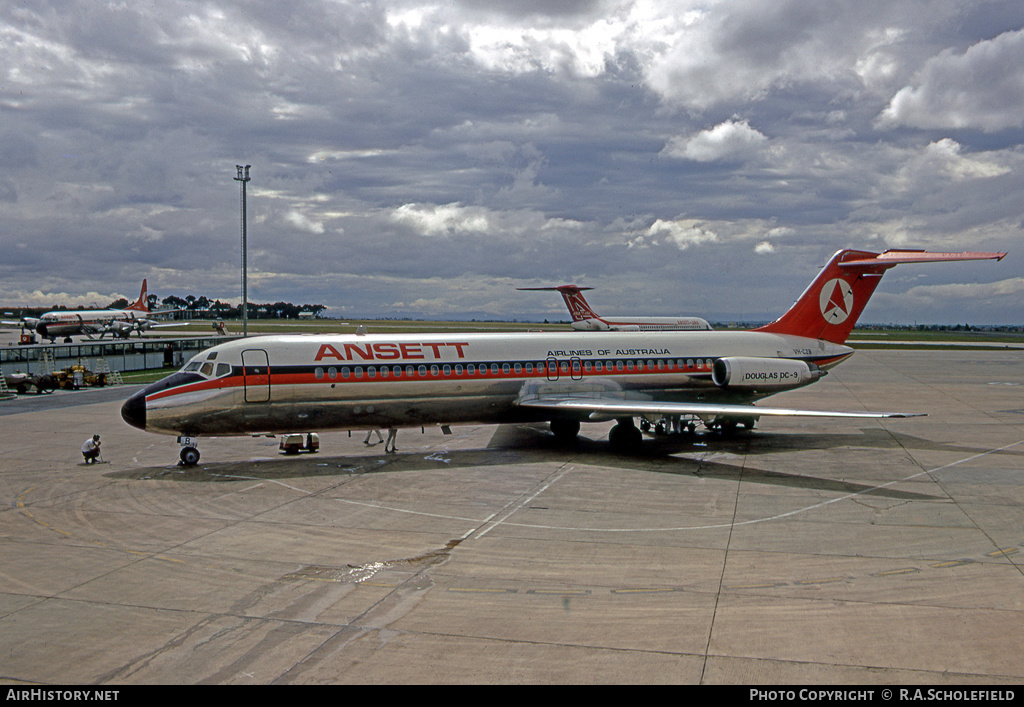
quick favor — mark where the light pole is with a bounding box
[234,165,251,337]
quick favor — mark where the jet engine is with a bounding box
[711,356,821,392]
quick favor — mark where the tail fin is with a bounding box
[755,249,1006,344]
[518,285,599,322]
[124,280,150,313]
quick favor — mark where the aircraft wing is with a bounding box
[515,384,923,422]
[2,318,39,328]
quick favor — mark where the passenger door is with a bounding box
[242,349,270,403]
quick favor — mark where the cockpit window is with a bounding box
[182,358,229,378]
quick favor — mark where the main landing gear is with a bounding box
[545,412,761,455]
[549,419,581,443]
[641,414,757,437]
[546,417,666,453]
[608,418,643,454]
[580,414,758,454]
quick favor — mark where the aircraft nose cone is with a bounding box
[121,389,147,430]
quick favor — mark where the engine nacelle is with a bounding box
[711,357,821,391]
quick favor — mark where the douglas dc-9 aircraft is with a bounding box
[518,284,713,331]
[122,249,1004,465]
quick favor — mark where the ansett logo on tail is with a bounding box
[819,279,854,324]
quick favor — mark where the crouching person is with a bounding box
[82,434,101,464]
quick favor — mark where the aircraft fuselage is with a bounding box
[122,330,852,437]
[35,310,141,339]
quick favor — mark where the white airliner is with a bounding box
[11,281,183,342]
[121,248,1005,465]
[518,284,713,331]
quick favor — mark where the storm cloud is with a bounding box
[1,0,1021,324]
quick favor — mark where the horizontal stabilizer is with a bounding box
[755,248,1006,344]
[517,285,594,292]
[839,250,1006,267]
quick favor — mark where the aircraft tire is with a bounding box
[179,447,200,466]
[550,419,580,442]
[718,420,739,437]
[608,422,642,454]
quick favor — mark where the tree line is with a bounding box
[152,295,327,320]
[12,295,328,320]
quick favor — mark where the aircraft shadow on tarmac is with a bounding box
[102,422,990,501]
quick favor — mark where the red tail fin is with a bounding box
[555,285,599,322]
[124,280,150,313]
[518,285,599,322]
[755,249,1006,344]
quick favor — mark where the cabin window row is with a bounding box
[311,358,717,380]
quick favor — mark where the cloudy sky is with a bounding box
[2,0,1023,324]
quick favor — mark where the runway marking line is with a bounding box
[987,548,1019,558]
[15,487,73,537]
[795,577,846,585]
[875,567,920,577]
[155,556,187,565]
[931,559,977,568]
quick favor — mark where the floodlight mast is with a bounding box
[234,165,251,337]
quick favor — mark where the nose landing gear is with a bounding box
[177,436,200,466]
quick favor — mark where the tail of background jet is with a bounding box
[518,285,599,322]
[754,249,1006,344]
[124,280,150,313]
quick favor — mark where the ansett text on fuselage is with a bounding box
[313,340,471,362]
